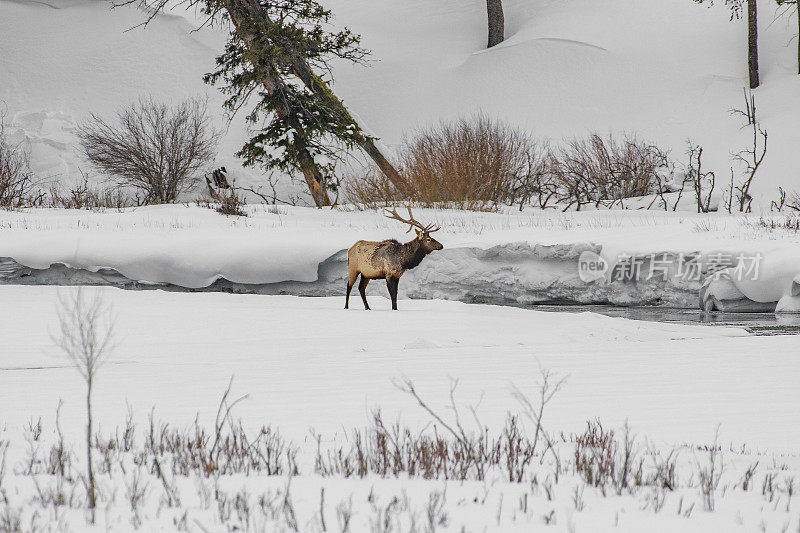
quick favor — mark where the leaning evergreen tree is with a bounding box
[204,0,371,206]
[120,0,404,207]
[694,0,759,88]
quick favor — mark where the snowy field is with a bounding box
[3,0,800,529]
[2,208,800,531]
[1,286,799,531]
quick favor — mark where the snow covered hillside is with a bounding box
[2,0,800,205]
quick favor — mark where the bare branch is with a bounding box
[77,97,220,204]
[53,288,115,384]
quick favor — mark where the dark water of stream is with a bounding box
[526,304,800,336]
[3,257,799,335]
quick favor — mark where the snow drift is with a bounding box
[3,206,800,311]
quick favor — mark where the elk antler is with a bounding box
[384,206,440,233]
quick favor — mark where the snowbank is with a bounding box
[3,206,800,310]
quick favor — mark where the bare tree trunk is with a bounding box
[748,0,760,88]
[797,4,800,75]
[86,378,97,522]
[354,133,402,187]
[288,58,404,188]
[224,0,331,206]
[297,147,333,207]
[287,61,403,190]
[486,0,505,48]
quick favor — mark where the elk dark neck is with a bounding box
[401,239,428,270]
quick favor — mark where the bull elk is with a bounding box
[345,207,443,310]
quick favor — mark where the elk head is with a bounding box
[385,206,443,253]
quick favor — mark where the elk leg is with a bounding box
[345,281,353,309]
[386,276,399,310]
[345,271,358,309]
[358,276,371,310]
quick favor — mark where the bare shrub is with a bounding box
[686,142,716,213]
[0,504,22,532]
[512,369,566,478]
[47,173,136,210]
[0,116,38,209]
[124,467,149,528]
[202,175,248,217]
[551,132,670,210]
[787,190,800,212]
[141,380,298,479]
[343,168,404,209]
[314,374,563,483]
[344,115,548,210]
[648,448,678,491]
[758,216,800,233]
[314,382,539,483]
[215,189,247,216]
[0,439,8,504]
[573,419,649,496]
[730,89,767,213]
[574,420,616,487]
[77,98,220,204]
[697,428,723,512]
[741,462,758,491]
[45,401,71,479]
[614,422,642,494]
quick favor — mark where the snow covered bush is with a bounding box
[345,114,549,210]
[77,98,220,204]
[550,132,671,209]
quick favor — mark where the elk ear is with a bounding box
[415,229,422,238]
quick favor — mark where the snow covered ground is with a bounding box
[1,286,799,531]
[3,0,800,529]
[2,207,799,531]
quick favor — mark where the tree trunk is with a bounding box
[230,0,404,189]
[224,0,331,206]
[298,146,333,207]
[748,0,760,88]
[486,0,505,48]
[86,379,96,522]
[797,4,800,75]
[288,59,404,188]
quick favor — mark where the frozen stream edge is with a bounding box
[0,242,779,312]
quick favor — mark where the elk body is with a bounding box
[345,208,443,310]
